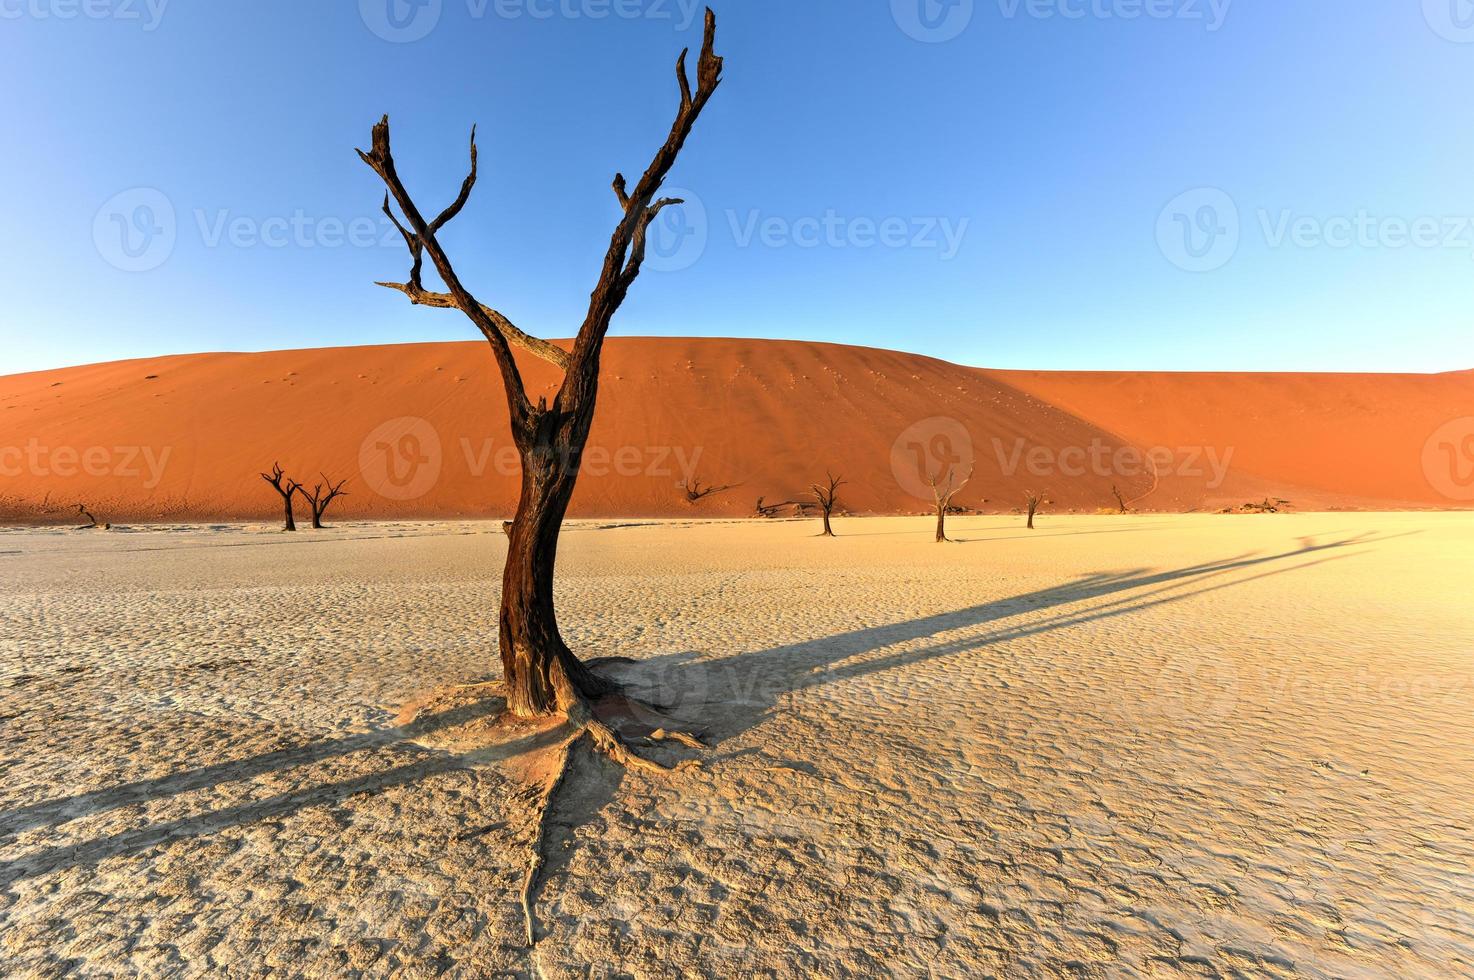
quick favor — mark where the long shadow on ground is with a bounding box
[0,531,1407,889]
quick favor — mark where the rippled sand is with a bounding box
[2,514,1471,978]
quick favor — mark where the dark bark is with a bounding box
[755,496,802,518]
[929,465,970,543]
[360,10,724,719]
[498,413,615,717]
[683,477,740,504]
[300,475,349,530]
[1025,491,1044,530]
[260,463,301,532]
[810,472,844,537]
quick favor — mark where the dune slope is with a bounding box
[0,339,1468,521]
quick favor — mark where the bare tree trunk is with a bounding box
[811,472,844,537]
[935,505,946,542]
[361,11,723,729]
[262,463,300,532]
[499,418,612,716]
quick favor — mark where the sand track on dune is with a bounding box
[1,514,1471,977]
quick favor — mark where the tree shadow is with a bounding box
[0,529,1412,889]
[605,531,1408,748]
[530,530,1409,920]
[0,696,563,882]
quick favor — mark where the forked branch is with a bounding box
[359,121,536,424]
[562,8,724,389]
[301,474,350,529]
[929,465,972,542]
[683,476,741,504]
[811,471,845,536]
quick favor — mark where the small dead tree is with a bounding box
[682,476,740,504]
[755,496,800,518]
[261,463,302,531]
[1025,489,1047,529]
[300,475,349,529]
[1110,484,1129,515]
[810,472,845,537]
[75,503,106,530]
[360,13,723,740]
[929,466,971,542]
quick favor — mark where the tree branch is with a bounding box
[359,117,533,425]
[374,281,570,370]
[560,8,724,405]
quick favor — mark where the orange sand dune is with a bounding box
[0,338,1469,522]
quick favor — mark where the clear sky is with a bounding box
[3,0,1472,376]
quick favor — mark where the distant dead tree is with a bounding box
[1025,489,1047,529]
[299,475,349,529]
[755,496,801,518]
[1113,454,1160,514]
[1225,497,1291,514]
[260,463,302,531]
[929,466,971,542]
[75,503,107,530]
[682,476,740,504]
[359,12,723,752]
[810,472,845,537]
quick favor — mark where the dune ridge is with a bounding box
[1,338,1469,522]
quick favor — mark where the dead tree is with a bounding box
[1110,484,1129,515]
[929,466,971,542]
[682,476,740,504]
[261,463,302,531]
[299,475,349,529]
[755,496,800,518]
[75,503,106,530]
[810,472,845,537]
[1025,489,1047,529]
[359,12,723,740]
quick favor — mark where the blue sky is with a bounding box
[3,0,1472,375]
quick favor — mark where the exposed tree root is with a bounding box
[649,727,706,749]
[521,733,580,947]
[520,689,703,951]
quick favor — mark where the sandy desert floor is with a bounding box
[1,513,1471,978]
